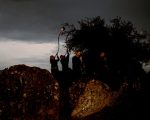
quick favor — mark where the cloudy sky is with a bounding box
[0,0,150,71]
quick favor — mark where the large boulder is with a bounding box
[0,64,59,120]
[69,78,145,120]
[70,79,125,119]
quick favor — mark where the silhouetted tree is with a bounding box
[63,16,150,90]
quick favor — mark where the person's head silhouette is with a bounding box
[50,55,55,60]
[74,51,81,57]
[60,55,65,59]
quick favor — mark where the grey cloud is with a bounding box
[108,0,150,30]
[0,0,63,42]
[0,0,150,43]
[16,57,47,64]
[0,30,56,43]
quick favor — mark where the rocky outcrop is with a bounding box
[0,64,145,120]
[0,64,59,120]
[70,79,127,119]
[70,78,145,120]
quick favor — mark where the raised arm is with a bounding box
[55,53,60,61]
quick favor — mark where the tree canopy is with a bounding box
[63,16,150,62]
[61,16,150,89]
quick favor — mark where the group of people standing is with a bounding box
[50,50,82,120]
[50,50,82,81]
[50,50,110,83]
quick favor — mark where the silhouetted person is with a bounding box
[96,52,109,82]
[60,50,73,87]
[59,50,72,87]
[72,51,82,79]
[60,50,70,72]
[99,52,108,72]
[59,50,72,120]
[50,54,59,79]
[97,52,123,90]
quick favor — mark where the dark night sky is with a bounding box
[0,0,150,71]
